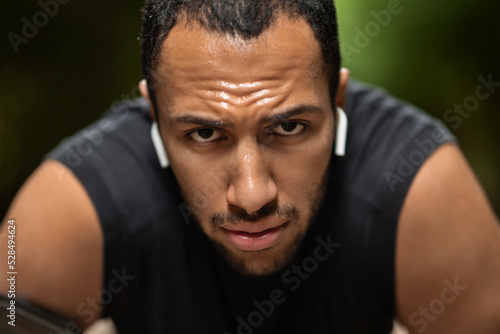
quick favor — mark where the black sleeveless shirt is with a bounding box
[46,81,455,333]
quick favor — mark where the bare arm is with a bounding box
[396,143,500,333]
[0,160,103,330]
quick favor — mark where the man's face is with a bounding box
[152,17,335,276]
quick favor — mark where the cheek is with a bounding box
[272,122,334,218]
[166,149,228,220]
[276,148,330,201]
[275,121,334,185]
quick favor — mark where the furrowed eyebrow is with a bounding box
[167,115,228,128]
[261,105,324,125]
[167,104,323,128]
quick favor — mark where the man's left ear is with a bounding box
[335,68,350,110]
[139,79,156,122]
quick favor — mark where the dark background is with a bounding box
[1,0,499,218]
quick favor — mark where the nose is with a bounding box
[226,143,278,215]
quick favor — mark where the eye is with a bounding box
[189,128,224,143]
[271,122,306,136]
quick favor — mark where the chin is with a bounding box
[212,230,306,276]
[230,254,291,276]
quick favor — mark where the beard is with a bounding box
[209,203,304,276]
[199,164,330,276]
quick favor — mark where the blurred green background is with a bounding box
[1,0,499,218]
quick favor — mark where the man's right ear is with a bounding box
[139,79,156,122]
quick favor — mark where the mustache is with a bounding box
[211,203,299,227]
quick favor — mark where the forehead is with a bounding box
[156,16,325,87]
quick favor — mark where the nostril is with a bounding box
[226,176,278,215]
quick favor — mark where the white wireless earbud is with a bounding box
[151,122,170,168]
[335,107,348,157]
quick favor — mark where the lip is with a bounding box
[222,218,288,252]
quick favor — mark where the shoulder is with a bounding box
[0,160,102,329]
[46,98,180,234]
[345,81,500,332]
[325,81,458,321]
[396,143,500,333]
[341,80,456,209]
[45,98,190,313]
[1,98,187,326]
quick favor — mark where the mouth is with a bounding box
[221,219,288,252]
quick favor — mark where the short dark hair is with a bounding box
[141,0,341,109]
